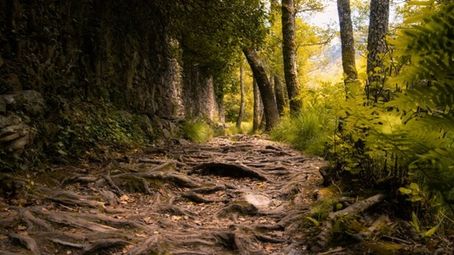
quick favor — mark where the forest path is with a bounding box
[0,135,327,255]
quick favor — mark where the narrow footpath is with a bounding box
[0,135,327,255]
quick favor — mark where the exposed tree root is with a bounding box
[76,212,144,229]
[82,238,129,254]
[0,136,331,254]
[181,191,216,204]
[191,185,226,194]
[254,233,285,243]
[213,228,265,255]
[99,189,119,206]
[112,169,200,190]
[0,251,24,255]
[8,233,41,255]
[20,209,53,231]
[329,194,385,219]
[253,224,285,232]
[48,238,85,248]
[192,162,268,181]
[126,236,166,255]
[47,191,104,208]
[104,172,126,195]
[176,238,216,247]
[258,149,290,156]
[32,209,119,233]
[111,174,154,194]
[61,175,98,186]
[279,180,304,199]
[315,194,385,250]
[159,205,194,217]
[0,214,18,228]
[172,250,212,255]
[218,200,259,217]
[233,229,265,255]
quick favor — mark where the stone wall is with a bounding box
[0,0,224,163]
[0,0,184,117]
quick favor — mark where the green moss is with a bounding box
[310,198,338,220]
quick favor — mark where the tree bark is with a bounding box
[366,0,390,103]
[337,0,359,98]
[243,48,280,131]
[274,75,287,116]
[236,61,245,129]
[252,79,262,131]
[281,0,302,114]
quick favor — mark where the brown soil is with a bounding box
[0,135,327,255]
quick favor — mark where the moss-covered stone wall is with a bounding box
[0,0,183,117]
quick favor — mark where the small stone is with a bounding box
[243,193,272,211]
[171,215,182,221]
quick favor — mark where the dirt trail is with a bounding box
[0,135,327,255]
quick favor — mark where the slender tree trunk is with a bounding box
[236,61,245,129]
[253,79,262,131]
[243,48,280,131]
[337,0,359,98]
[281,0,302,114]
[366,0,389,103]
[274,75,287,116]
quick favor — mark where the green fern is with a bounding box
[330,1,454,214]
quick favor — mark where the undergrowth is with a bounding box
[271,84,342,156]
[181,119,214,143]
[42,102,154,162]
[225,122,253,135]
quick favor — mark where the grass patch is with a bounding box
[224,122,253,135]
[271,107,336,156]
[182,119,214,143]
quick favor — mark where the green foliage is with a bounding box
[271,111,328,155]
[386,1,454,210]
[182,119,214,143]
[328,2,454,220]
[45,103,153,161]
[225,122,253,136]
[173,0,267,88]
[271,83,343,156]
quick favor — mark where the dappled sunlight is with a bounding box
[1,0,453,254]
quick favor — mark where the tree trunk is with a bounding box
[243,48,280,131]
[281,0,302,114]
[337,0,359,98]
[366,0,390,103]
[252,79,263,132]
[274,75,287,116]
[236,61,245,129]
